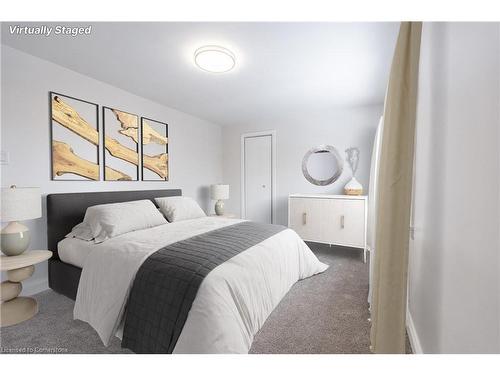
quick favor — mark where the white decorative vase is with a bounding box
[344,176,363,196]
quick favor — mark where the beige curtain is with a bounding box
[370,22,422,354]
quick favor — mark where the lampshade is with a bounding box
[1,186,41,222]
[210,184,229,200]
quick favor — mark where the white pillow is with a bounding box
[83,200,167,243]
[65,222,94,241]
[155,196,206,222]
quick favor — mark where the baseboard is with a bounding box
[20,277,49,297]
[406,310,424,354]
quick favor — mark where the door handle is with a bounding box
[340,215,345,229]
[302,212,307,225]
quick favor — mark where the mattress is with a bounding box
[58,237,97,268]
[57,220,224,268]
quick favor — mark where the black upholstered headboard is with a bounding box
[47,189,182,259]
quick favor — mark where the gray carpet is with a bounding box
[1,244,404,354]
[250,244,372,353]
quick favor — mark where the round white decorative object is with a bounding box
[344,176,364,196]
[302,145,344,186]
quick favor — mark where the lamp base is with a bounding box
[215,200,225,216]
[1,222,30,256]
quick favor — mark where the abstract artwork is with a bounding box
[140,117,168,181]
[50,92,169,182]
[102,107,140,181]
[50,92,100,181]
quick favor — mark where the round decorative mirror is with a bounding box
[302,145,343,186]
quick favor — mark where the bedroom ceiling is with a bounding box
[1,22,399,127]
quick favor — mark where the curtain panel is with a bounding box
[370,21,422,354]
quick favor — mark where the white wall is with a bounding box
[1,46,223,295]
[408,22,500,353]
[222,106,382,225]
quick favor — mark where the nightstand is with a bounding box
[0,250,52,327]
[210,213,238,219]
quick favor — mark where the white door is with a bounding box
[243,134,272,223]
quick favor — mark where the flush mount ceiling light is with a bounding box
[194,45,236,73]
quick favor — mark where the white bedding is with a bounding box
[73,217,328,353]
[58,237,96,268]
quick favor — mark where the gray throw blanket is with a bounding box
[121,221,286,353]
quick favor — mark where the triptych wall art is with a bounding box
[141,117,168,181]
[50,92,169,181]
[102,107,139,181]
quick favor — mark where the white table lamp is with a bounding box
[1,186,41,256]
[210,184,229,216]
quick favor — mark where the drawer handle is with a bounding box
[302,212,307,225]
[340,215,345,229]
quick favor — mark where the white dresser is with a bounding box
[288,194,368,262]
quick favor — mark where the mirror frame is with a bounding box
[301,145,344,186]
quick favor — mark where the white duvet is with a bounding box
[73,217,328,353]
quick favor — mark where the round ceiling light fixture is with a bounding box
[194,45,236,73]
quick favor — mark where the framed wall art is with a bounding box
[140,117,168,181]
[102,107,140,181]
[50,92,100,181]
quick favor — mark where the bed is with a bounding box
[47,189,182,300]
[47,189,328,353]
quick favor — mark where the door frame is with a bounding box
[240,130,277,224]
